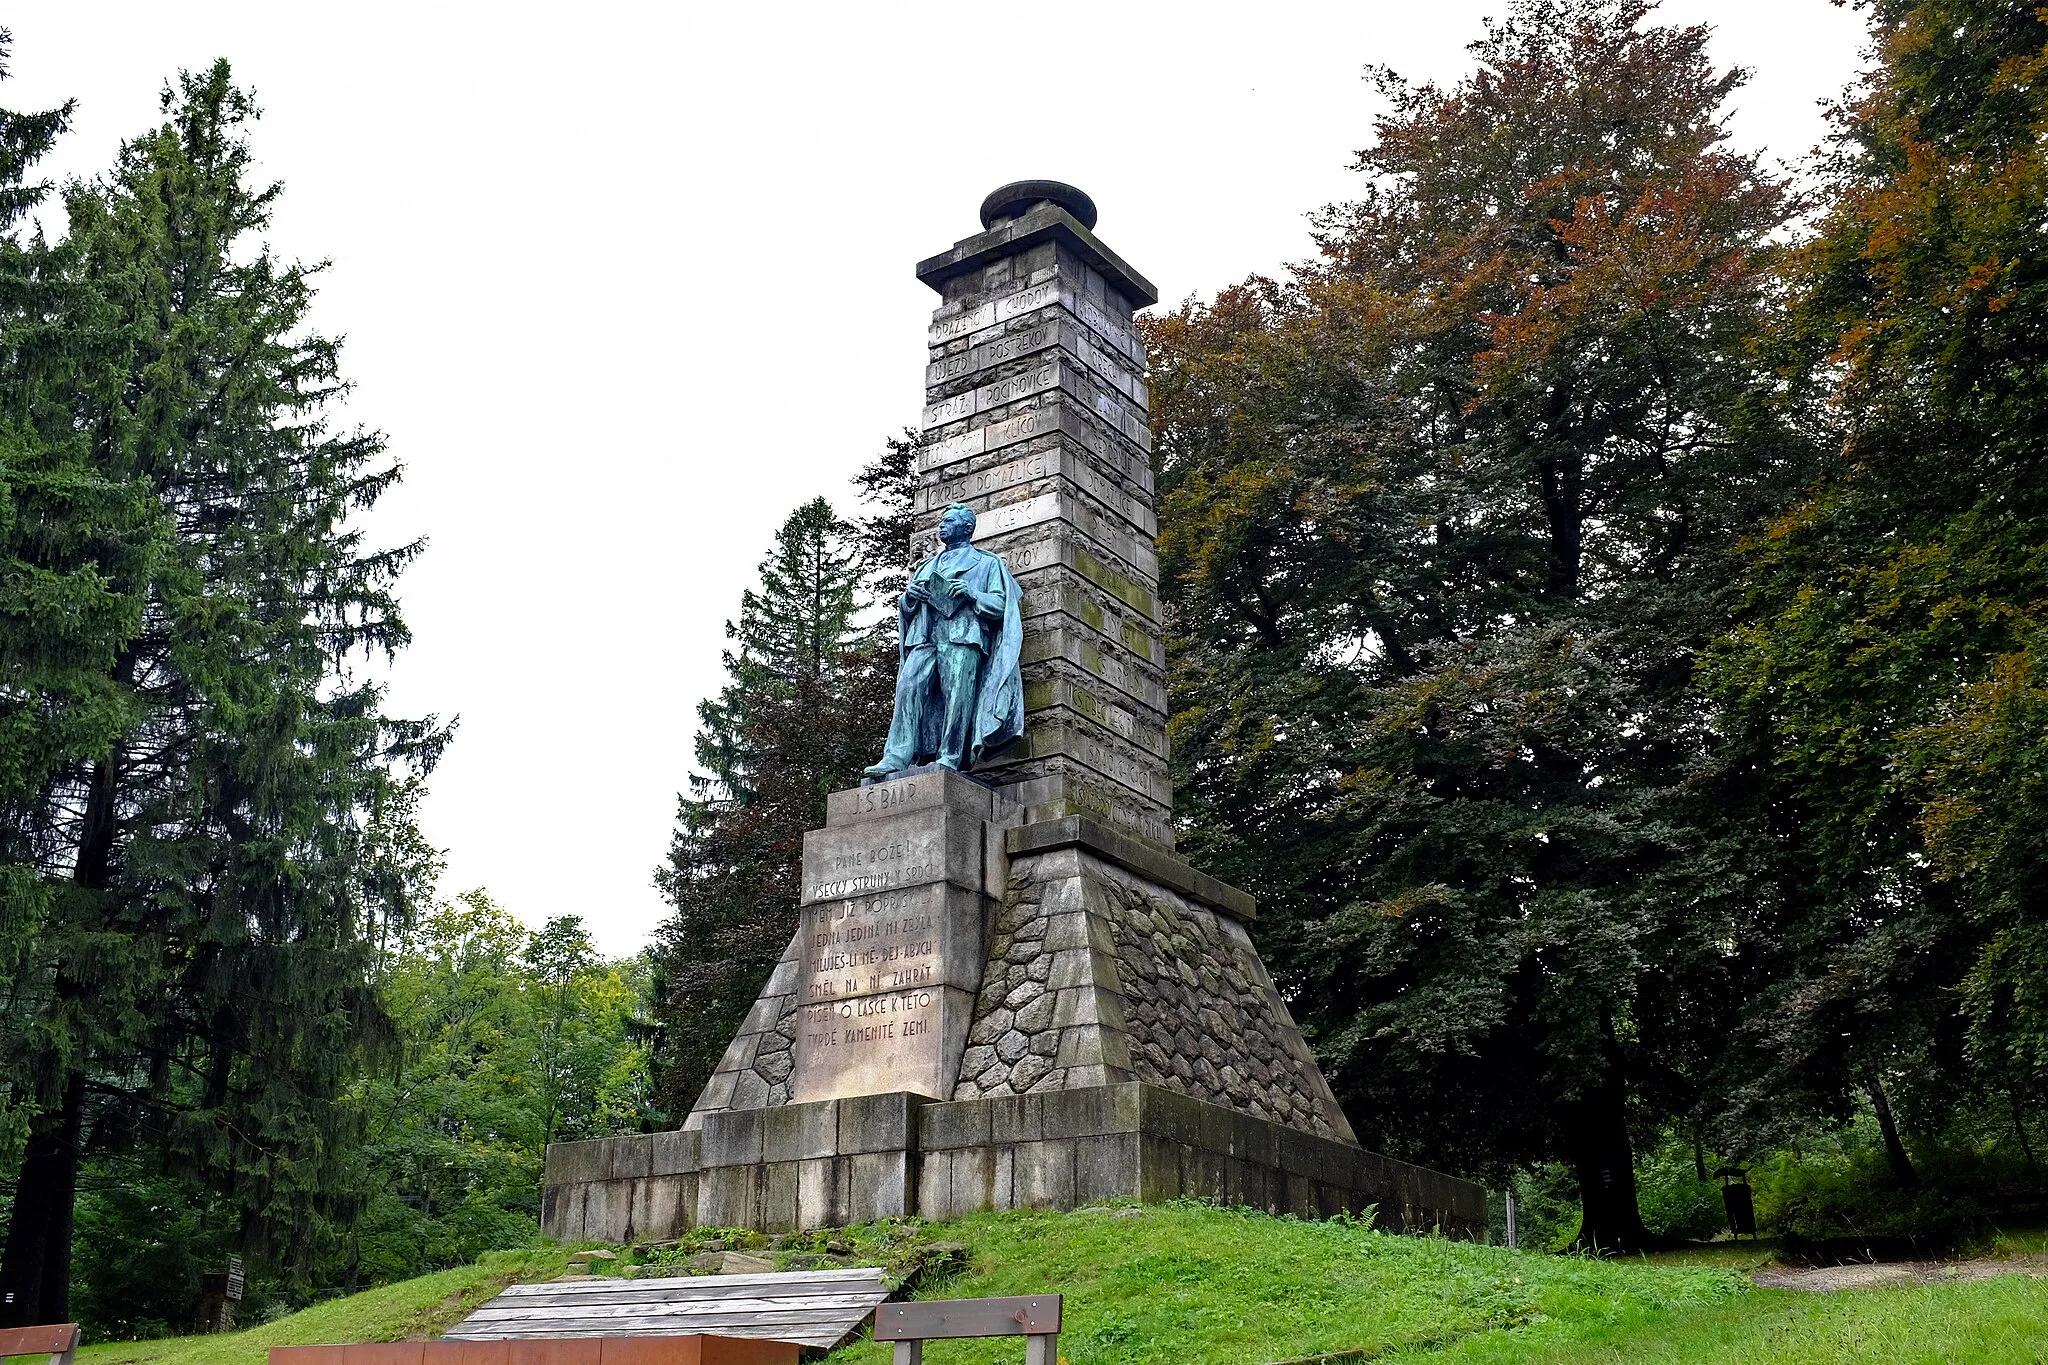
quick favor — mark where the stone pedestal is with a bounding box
[541,183,1486,1244]
[790,772,995,1104]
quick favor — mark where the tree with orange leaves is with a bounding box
[1710,2,2048,1182]
[1149,0,1812,1249]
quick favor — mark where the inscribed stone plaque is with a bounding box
[790,984,976,1103]
[799,803,985,904]
[798,882,986,1003]
[789,770,993,1103]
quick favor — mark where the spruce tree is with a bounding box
[0,63,438,1319]
[652,490,896,1117]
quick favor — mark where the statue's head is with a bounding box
[938,502,977,547]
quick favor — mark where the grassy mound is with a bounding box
[69,1202,2048,1365]
[77,1250,567,1365]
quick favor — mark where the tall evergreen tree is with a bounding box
[1149,0,1811,1248]
[0,31,150,1157]
[0,63,439,1320]
[651,493,894,1115]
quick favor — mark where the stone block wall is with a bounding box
[541,1084,1486,1244]
[695,1092,925,1232]
[914,198,1176,850]
[541,1129,701,1245]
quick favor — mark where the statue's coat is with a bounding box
[897,543,1025,764]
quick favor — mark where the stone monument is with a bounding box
[541,182,1485,1241]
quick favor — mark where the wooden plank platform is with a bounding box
[269,1338,792,1365]
[442,1270,892,1352]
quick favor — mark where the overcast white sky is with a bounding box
[10,1,1867,955]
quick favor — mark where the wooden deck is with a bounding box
[269,1340,791,1365]
[441,1269,893,1352]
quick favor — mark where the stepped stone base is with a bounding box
[542,1083,1486,1242]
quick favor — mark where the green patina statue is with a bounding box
[863,502,1026,780]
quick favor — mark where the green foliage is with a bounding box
[0,57,443,1322]
[1632,1139,1728,1245]
[651,469,904,1116]
[1148,0,1809,1249]
[1703,0,2048,1158]
[348,894,650,1287]
[70,1165,247,1341]
[1743,1109,2039,1248]
[49,891,649,1337]
[1510,1165,1586,1254]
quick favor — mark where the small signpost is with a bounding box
[196,1256,245,1333]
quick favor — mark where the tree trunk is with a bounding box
[1865,1076,1919,1188]
[1563,1014,1650,1254]
[0,748,122,1325]
[0,1075,85,1327]
[1563,1079,1650,1253]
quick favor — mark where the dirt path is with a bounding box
[1753,1253,2048,1291]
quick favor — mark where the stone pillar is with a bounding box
[914,181,1173,850]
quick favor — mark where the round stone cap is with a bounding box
[979,180,1098,231]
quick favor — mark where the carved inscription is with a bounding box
[917,446,1155,536]
[910,491,1062,561]
[922,449,1051,511]
[801,892,939,1003]
[930,280,1143,366]
[796,988,939,1072]
[805,834,938,901]
[926,318,1146,409]
[1024,716,1174,805]
[930,300,997,343]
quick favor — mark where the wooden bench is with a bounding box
[873,1295,1060,1365]
[0,1324,78,1365]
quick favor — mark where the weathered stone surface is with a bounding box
[800,804,986,904]
[947,844,1347,1141]
[919,445,1156,538]
[925,317,1146,410]
[685,1250,776,1275]
[823,767,993,826]
[791,982,977,1103]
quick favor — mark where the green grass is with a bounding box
[1425,1275,2048,1364]
[77,1249,567,1365]
[62,1204,2048,1365]
[818,1203,1746,1363]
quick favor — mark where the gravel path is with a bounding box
[1753,1254,2048,1292]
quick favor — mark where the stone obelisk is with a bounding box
[911,180,1173,851]
[539,184,1485,1241]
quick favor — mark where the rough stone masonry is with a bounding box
[541,182,1486,1242]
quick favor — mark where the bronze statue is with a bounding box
[863,502,1025,779]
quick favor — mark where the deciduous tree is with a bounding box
[1150,0,1809,1249]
